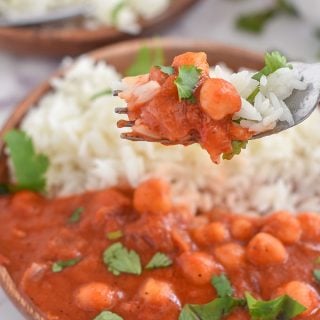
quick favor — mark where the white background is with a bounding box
[0,0,318,318]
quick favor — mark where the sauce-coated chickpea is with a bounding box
[263,211,301,244]
[298,212,320,241]
[275,281,319,316]
[74,282,115,312]
[139,278,180,306]
[177,251,220,285]
[193,222,229,245]
[214,243,246,270]
[231,218,255,241]
[246,232,287,266]
[133,179,172,215]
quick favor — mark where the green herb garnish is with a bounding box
[211,274,233,298]
[94,311,123,320]
[91,88,112,101]
[252,51,292,81]
[174,65,201,102]
[236,0,296,33]
[68,207,84,224]
[179,296,245,320]
[111,1,125,25]
[125,46,164,77]
[103,242,142,276]
[157,65,175,75]
[4,130,49,192]
[223,141,248,160]
[145,252,172,270]
[52,257,81,273]
[245,292,306,320]
[313,269,320,282]
[107,230,123,241]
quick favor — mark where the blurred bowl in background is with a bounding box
[0,0,200,57]
[289,0,320,28]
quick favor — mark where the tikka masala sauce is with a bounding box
[0,178,320,319]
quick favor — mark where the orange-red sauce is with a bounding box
[0,179,320,319]
[120,52,252,163]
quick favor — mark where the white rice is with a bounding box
[0,0,170,34]
[17,56,320,215]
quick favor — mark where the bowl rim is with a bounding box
[0,37,264,320]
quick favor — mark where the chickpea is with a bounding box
[262,211,301,244]
[246,233,287,266]
[74,282,115,312]
[139,278,180,306]
[193,222,229,245]
[133,179,172,215]
[177,252,220,285]
[11,191,42,216]
[298,212,320,241]
[231,218,255,241]
[275,281,319,316]
[214,243,245,270]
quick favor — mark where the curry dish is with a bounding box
[0,178,320,319]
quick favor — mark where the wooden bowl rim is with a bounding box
[0,37,264,320]
[0,0,200,45]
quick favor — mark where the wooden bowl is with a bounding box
[0,37,264,320]
[0,0,200,57]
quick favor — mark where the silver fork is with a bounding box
[115,62,320,144]
[0,4,90,27]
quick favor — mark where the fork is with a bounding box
[114,62,320,144]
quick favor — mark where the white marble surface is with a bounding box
[0,0,318,319]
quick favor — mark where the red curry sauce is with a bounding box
[0,178,320,319]
[119,52,252,163]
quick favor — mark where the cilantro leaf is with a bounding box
[68,207,84,224]
[107,230,123,241]
[103,242,142,276]
[211,274,233,298]
[4,129,49,192]
[91,88,112,101]
[157,65,175,75]
[313,269,320,282]
[236,9,276,33]
[252,51,292,81]
[179,297,245,320]
[174,65,201,102]
[52,257,81,273]
[223,140,248,160]
[245,292,306,320]
[111,1,125,25]
[94,311,123,320]
[145,252,172,270]
[125,46,165,77]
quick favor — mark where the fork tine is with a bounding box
[117,120,135,128]
[113,89,122,96]
[115,107,128,114]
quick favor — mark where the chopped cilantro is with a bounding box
[68,207,84,224]
[313,269,320,282]
[107,230,123,241]
[211,274,233,298]
[247,87,260,104]
[52,257,81,273]
[145,252,172,270]
[252,51,292,81]
[157,65,175,75]
[91,88,112,101]
[245,292,306,320]
[125,46,165,77]
[174,65,201,102]
[111,1,125,25]
[4,130,49,193]
[223,141,248,160]
[179,296,245,320]
[94,311,123,320]
[236,0,296,33]
[103,242,142,276]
